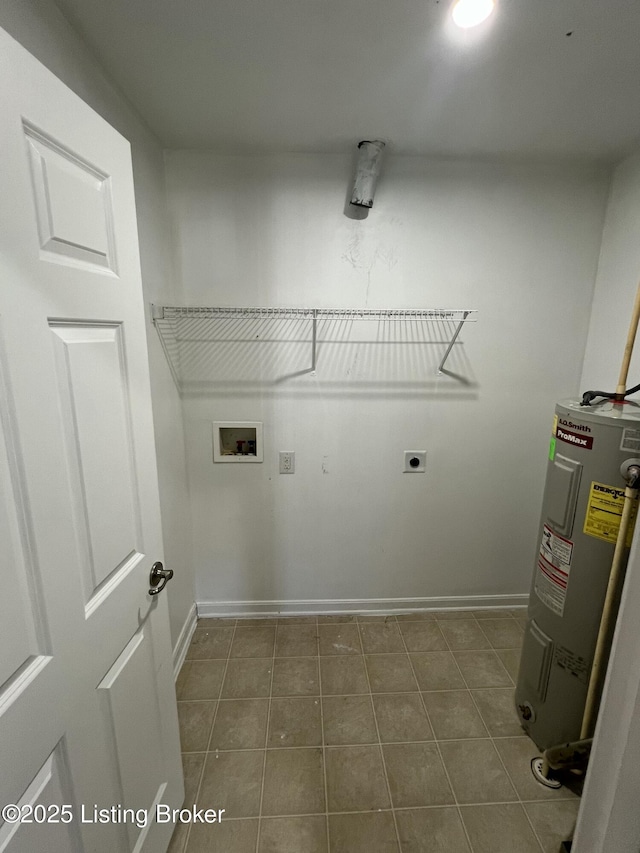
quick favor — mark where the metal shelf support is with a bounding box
[437,310,470,374]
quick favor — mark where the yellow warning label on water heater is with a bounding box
[583,481,638,546]
[552,414,558,436]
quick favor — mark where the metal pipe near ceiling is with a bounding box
[350,140,385,208]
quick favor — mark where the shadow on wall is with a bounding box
[155,314,479,398]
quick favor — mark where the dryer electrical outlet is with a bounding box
[403,451,426,472]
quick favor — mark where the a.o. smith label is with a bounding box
[558,418,592,433]
[555,426,593,450]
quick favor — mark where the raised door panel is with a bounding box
[0,401,43,688]
[0,742,82,853]
[49,322,144,614]
[98,624,167,852]
[23,122,117,273]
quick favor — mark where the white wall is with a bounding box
[0,0,194,648]
[573,149,640,853]
[581,151,640,392]
[165,151,610,612]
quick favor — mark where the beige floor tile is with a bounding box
[328,811,399,853]
[167,821,189,853]
[477,619,524,649]
[524,800,580,852]
[177,701,217,752]
[395,807,471,852]
[493,737,579,801]
[439,740,517,804]
[262,748,325,816]
[176,662,191,700]
[471,688,524,737]
[396,612,437,622]
[453,650,512,688]
[322,695,378,745]
[187,627,235,660]
[271,657,319,696]
[439,619,492,650]
[511,609,529,628]
[422,691,488,740]
[398,621,448,652]
[221,659,273,699]
[197,617,237,627]
[198,750,264,817]
[320,656,369,695]
[357,614,397,622]
[383,742,454,807]
[182,752,205,804]
[359,622,405,654]
[170,754,205,848]
[259,815,327,853]
[179,660,226,701]
[275,624,318,657]
[410,652,466,691]
[472,609,515,620]
[318,624,362,655]
[186,818,258,852]
[229,626,276,658]
[235,618,278,627]
[365,654,419,693]
[372,693,433,742]
[496,648,521,684]
[278,615,318,624]
[460,804,542,853]
[267,697,322,747]
[210,699,269,750]
[434,610,475,620]
[325,745,390,812]
[318,614,357,623]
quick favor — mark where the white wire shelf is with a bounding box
[151,305,477,390]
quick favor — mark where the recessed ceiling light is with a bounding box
[451,0,495,29]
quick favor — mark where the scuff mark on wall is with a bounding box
[341,222,398,273]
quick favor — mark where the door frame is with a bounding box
[573,521,640,851]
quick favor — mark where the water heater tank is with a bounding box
[516,399,640,750]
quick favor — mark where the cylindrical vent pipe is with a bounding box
[350,140,385,208]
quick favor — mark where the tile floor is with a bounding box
[169,610,580,853]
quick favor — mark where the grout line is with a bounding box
[184,644,524,663]
[313,618,331,853]
[355,619,403,853]
[398,619,476,853]
[180,619,238,853]
[178,735,563,753]
[254,620,279,852]
[442,626,545,852]
[177,686,526,704]
[182,794,576,824]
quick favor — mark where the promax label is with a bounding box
[555,426,593,450]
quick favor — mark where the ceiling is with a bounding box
[54,0,640,161]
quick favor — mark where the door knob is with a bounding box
[149,561,174,595]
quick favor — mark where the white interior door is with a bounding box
[0,28,183,853]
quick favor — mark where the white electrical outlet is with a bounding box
[279,451,295,474]
[403,451,426,473]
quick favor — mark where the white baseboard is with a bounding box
[173,602,198,680]
[196,594,529,619]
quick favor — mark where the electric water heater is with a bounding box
[515,398,640,750]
